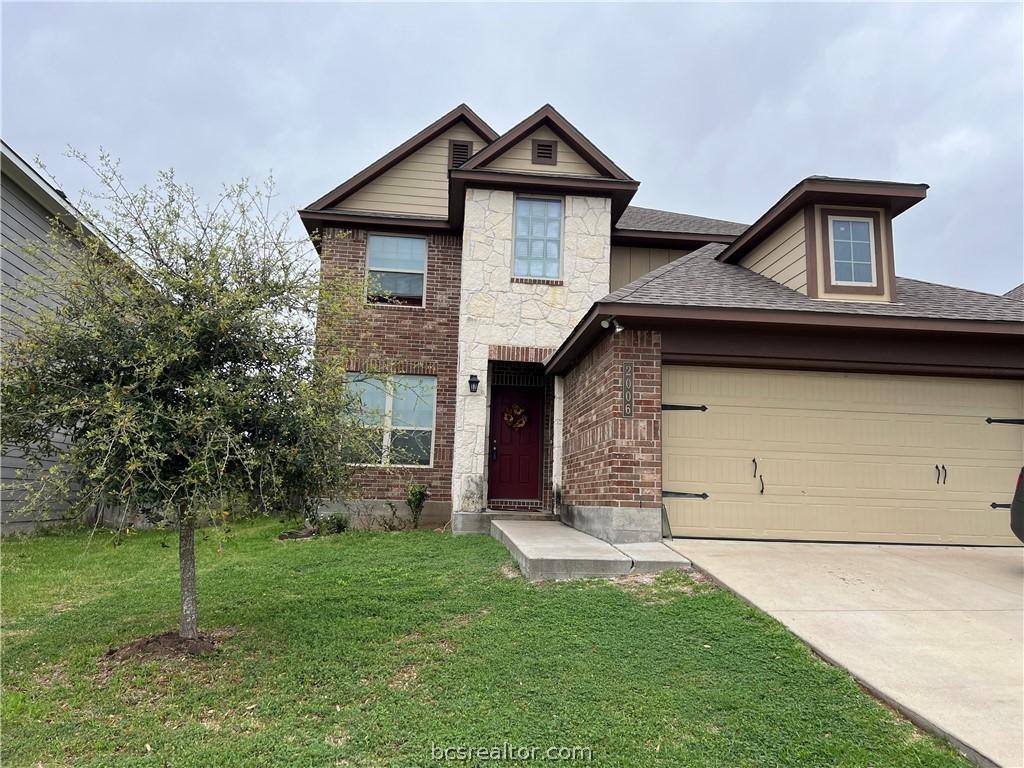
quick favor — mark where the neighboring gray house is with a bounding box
[1,140,97,532]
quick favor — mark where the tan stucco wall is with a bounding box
[452,188,612,513]
[486,126,600,177]
[738,212,808,294]
[335,122,484,218]
[812,204,894,302]
[610,246,690,291]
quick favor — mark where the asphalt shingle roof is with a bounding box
[617,206,748,236]
[604,243,1024,323]
[1004,283,1024,301]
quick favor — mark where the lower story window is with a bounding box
[347,374,436,466]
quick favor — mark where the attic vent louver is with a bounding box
[449,140,473,169]
[531,139,557,166]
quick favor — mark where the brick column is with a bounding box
[560,329,662,543]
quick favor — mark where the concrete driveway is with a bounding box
[667,540,1024,768]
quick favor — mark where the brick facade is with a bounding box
[562,329,662,533]
[317,228,461,518]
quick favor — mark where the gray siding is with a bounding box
[2,171,74,528]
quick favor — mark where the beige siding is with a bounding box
[335,123,484,218]
[662,366,1024,546]
[738,212,807,294]
[610,246,689,291]
[487,126,600,177]
[812,204,893,302]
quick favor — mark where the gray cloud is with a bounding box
[3,2,1021,293]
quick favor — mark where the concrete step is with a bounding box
[453,509,555,534]
[490,519,691,581]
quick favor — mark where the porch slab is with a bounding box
[490,520,691,581]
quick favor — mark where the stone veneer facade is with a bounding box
[561,329,664,543]
[452,189,612,517]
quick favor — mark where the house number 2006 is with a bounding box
[622,362,634,418]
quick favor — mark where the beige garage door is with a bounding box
[662,366,1023,545]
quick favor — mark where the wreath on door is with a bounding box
[503,403,528,431]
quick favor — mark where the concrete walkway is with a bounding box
[668,539,1024,768]
[491,520,690,581]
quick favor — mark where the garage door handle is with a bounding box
[759,474,765,495]
[752,458,757,477]
[941,465,947,484]
[935,464,941,484]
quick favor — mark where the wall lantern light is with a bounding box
[468,374,480,393]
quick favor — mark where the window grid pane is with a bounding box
[831,218,874,283]
[514,198,561,278]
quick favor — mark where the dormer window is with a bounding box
[828,215,877,286]
[531,139,557,166]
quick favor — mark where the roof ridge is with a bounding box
[624,204,748,228]
[895,275,1021,300]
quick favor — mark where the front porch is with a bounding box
[491,519,690,581]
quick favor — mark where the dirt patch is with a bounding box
[104,628,235,661]
[500,562,522,579]
[388,664,418,690]
[611,570,710,604]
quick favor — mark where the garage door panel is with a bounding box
[662,366,1023,546]
[667,495,1015,545]
[667,409,1021,456]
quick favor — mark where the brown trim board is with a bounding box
[306,104,498,211]
[545,302,1024,375]
[611,229,739,248]
[448,169,639,229]
[660,324,1024,379]
[717,177,928,265]
[298,208,453,243]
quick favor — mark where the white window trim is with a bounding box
[827,215,878,287]
[349,375,436,468]
[512,194,564,281]
[365,233,428,308]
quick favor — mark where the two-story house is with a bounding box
[303,104,1023,547]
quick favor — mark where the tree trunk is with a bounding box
[178,511,199,640]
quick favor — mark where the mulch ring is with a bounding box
[104,628,236,662]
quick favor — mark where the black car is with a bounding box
[1011,467,1024,543]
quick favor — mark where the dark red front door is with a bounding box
[488,387,543,501]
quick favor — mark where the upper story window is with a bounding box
[347,374,436,466]
[513,197,562,279]
[366,234,426,306]
[828,217,876,286]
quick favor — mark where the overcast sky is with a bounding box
[3,2,1021,293]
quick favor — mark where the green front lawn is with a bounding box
[2,520,967,767]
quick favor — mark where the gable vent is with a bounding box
[449,140,473,169]
[531,139,558,166]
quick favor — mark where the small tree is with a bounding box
[1,152,372,641]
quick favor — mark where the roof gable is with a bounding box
[486,125,600,177]
[305,104,498,212]
[459,104,632,181]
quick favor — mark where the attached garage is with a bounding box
[662,366,1023,545]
